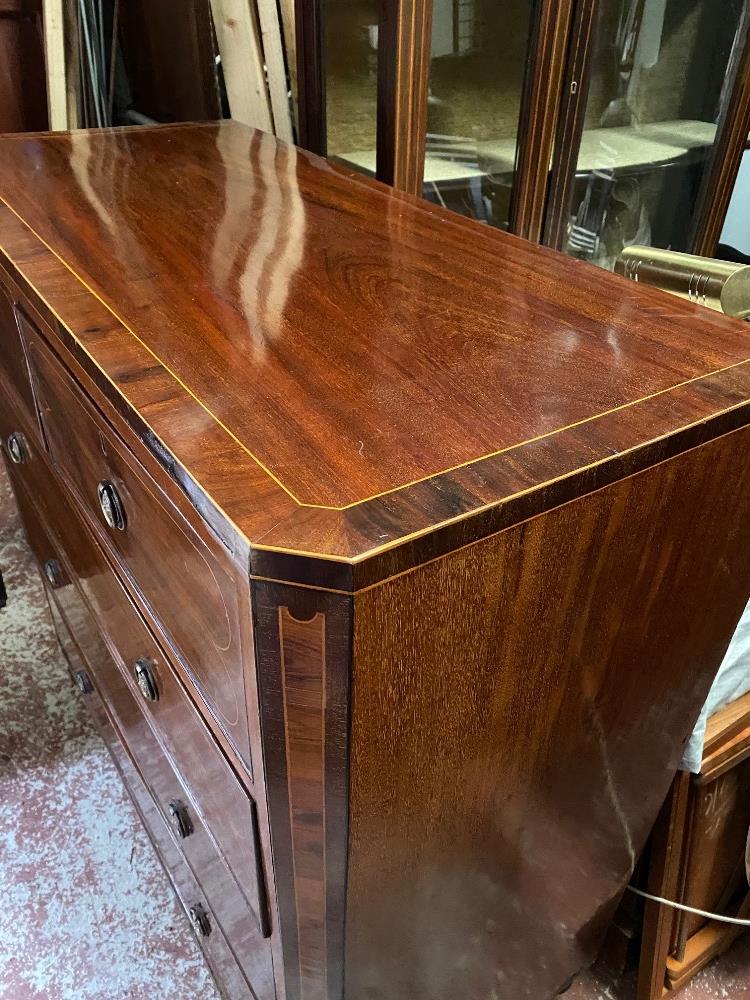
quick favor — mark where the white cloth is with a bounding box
[681,597,750,773]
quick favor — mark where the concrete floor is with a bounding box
[0,464,221,1000]
[2,459,750,999]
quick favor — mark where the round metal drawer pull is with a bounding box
[97,479,126,531]
[7,431,28,465]
[188,903,211,938]
[167,800,193,840]
[133,656,159,703]
[44,559,63,588]
[74,670,93,695]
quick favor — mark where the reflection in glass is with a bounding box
[562,0,750,270]
[421,0,535,229]
[324,0,379,168]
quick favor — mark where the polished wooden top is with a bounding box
[1,121,749,587]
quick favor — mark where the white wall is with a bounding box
[720,150,750,254]
[432,0,454,57]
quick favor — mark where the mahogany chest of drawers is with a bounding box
[2,121,750,1000]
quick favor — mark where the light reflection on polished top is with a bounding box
[0,121,749,573]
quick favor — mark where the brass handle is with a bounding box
[97,480,126,531]
[167,800,193,839]
[7,431,28,465]
[133,656,159,702]
[74,670,93,695]
[615,246,750,318]
[188,903,211,938]
[44,558,63,588]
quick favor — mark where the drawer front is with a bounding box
[6,447,271,939]
[25,328,252,767]
[94,698,261,1000]
[0,284,37,430]
[45,599,264,1000]
[76,613,275,999]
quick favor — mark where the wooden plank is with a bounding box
[698,721,750,785]
[62,0,78,128]
[666,892,750,989]
[509,0,576,242]
[704,690,750,755]
[376,0,433,195]
[256,0,293,142]
[277,0,297,132]
[42,0,68,129]
[209,0,273,132]
[691,10,750,257]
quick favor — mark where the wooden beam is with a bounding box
[277,0,297,133]
[510,0,577,243]
[691,13,750,257]
[376,0,433,195]
[294,0,325,154]
[256,0,293,142]
[42,0,69,129]
[543,0,598,250]
[209,0,273,132]
[63,0,79,127]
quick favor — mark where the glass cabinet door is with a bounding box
[322,0,380,170]
[421,0,537,230]
[550,0,750,269]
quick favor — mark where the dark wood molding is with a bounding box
[636,773,691,1000]
[254,580,352,1000]
[509,0,576,242]
[691,12,750,257]
[294,0,326,155]
[376,0,434,194]
[542,0,598,250]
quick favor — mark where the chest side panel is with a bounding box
[346,425,750,1000]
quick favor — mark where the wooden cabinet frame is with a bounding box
[295,0,750,253]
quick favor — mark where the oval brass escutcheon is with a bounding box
[133,656,159,703]
[7,431,28,465]
[188,903,211,938]
[97,479,126,531]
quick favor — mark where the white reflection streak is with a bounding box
[69,131,119,241]
[211,127,256,291]
[238,131,282,354]
[591,701,636,869]
[209,128,307,359]
[264,144,305,336]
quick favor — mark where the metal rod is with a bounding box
[616,246,750,319]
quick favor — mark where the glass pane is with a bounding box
[324,0,379,171]
[561,0,750,270]
[422,0,536,230]
[719,149,750,260]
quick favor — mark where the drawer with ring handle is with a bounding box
[25,327,252,771]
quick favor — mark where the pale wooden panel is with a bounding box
[277,0,296,127]
[42,0,68,129]
[209,0,273,132]
[256,0,293,141]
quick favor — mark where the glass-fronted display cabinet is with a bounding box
[296,0,750,270]
[546,0,750,269]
